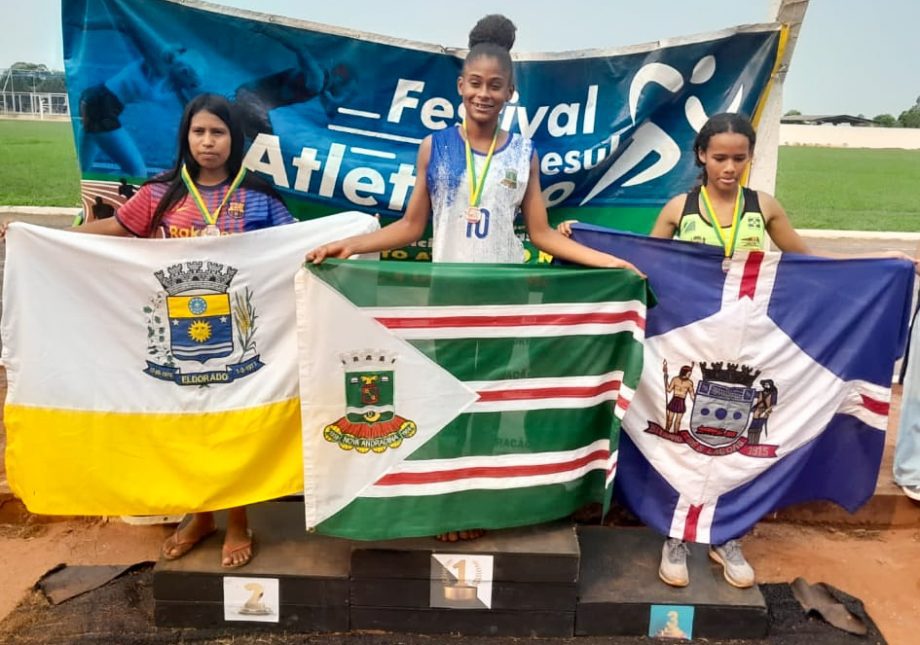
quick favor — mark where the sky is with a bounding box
[1,0,918,118]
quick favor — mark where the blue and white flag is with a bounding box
[570,225,915,544]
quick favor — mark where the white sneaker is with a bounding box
[709,539,755,588]
[659,538,690,587]
[901,484,920,502]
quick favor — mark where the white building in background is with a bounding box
[780,124,920,150]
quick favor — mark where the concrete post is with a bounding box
[749,0,810,195]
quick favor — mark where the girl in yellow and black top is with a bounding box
[674,186,765,250]
[649,112,807,591]
[561,113,792,588]
[650,112,808,254]
[560,111,916,590]
[650,112,916,591]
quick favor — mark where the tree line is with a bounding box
[1,62,66,93]
[872,101,920,128]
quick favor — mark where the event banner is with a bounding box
[63,0,783,255]
[296,260,648,539]
[2,213,380,515]
[569,225,915,544]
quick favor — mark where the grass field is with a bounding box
[0,120,81,207]
[1,119,918,231]
[776,146,920,232]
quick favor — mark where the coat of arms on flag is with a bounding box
[323,350,418,453]
[143,261,264,386]
[645,360,778,458]
[569,225,915,545]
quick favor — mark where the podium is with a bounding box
[152,502,769,640]
[153,503,350,631]
[576,525,768,639]
[350,523,579,637]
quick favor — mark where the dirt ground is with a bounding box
[1,516,917,643]
[1,380,919,643]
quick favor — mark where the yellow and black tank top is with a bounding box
[676,187,766,252]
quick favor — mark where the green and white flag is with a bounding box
[296,260,649,539]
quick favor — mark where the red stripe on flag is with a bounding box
[375,311,646,330]
[477,380,621,402]
[860,394,890,416]
[682,504,703,542]
[738,252,764,300]
[375,449,611,486]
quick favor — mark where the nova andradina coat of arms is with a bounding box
[323,350,417,454]
[645,360,778,458]
[143,261,263,385]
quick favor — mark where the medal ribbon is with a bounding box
[700,185,744,257]
[463,120,499,208]
[180,164,247,228]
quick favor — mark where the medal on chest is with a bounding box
[700,185,744,268]
[180,164,247,238]
[463,121,499,225]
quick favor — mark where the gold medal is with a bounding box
[465,206,482,223]
[202,224,222,237]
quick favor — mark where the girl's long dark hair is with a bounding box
[145,93,284,236]
[693,112,756,185]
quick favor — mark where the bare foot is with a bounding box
[435,529,486,542]
[222,508,253,568]
[161,513,216,560]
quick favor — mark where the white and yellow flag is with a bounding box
[1,213,379,515]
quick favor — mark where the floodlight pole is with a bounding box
[749,0,810,195]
